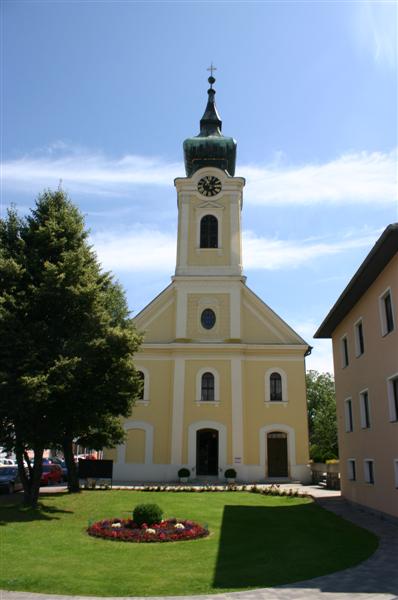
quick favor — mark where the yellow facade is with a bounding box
[104,162,311,483]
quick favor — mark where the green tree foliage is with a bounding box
[306,370,338,462]
[0,190,142,506]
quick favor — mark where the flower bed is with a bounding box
[87,517,209,543]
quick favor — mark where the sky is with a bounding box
[1,0,397,373]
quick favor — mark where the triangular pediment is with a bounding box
[133,284,176,343]
[241,285,306,345]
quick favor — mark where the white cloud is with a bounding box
[2,145,396,206]
[91,227,177,272]
[2,145,180,196]
[239,150,397,206]
[353,1,397,69]
[91,227,381,274]
[242,229,381,270]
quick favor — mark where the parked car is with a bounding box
[59,461,68,482]
[40,464,63,485]
[0,458,16,466]
[0,466,23,494]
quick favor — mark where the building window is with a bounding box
[380,289,395,335]
[201,308,216,330]
[347,459,356,481]
[359,390,371,429]
[387,375,398,422]
[200,215,218,248]
[270,372,283,402]
[201,372,215,401]
[137,371,145,400]
[345,398,353,432]
[135,367,149,403]
[364,459,375,484]
[341,336,349,368]
[354,319,365,356]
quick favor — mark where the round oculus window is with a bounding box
[201,308,216,330]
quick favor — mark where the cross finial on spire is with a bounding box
[207,62,217,78]
[207,62,217,89]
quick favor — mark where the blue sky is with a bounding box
[1,0,397,372]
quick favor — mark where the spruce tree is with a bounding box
[0,190,142,506]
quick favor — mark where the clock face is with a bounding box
[197,176,222,197]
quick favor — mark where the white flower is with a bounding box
[174,523,185,530]
[145,528,156,534]
[111,523,121,528]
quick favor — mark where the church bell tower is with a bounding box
[174,71,245,279]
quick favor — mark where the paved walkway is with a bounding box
[2,492,397,600]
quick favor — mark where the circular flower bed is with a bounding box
[87,517,209,543]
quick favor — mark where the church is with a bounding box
[105,73,311,483]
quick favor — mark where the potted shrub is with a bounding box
[224,468,237,483]
[178,467,190,483]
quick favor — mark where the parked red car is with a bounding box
[40,464,63,485]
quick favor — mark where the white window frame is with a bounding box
[387,373,398,422]
[195,367,220,405]
[265,367,288,404]
[379,287,395,336]
[135,366,150,405]
[359,388,371,429]
[394,459,398,489]
[364,459,375,484]
[354,318,365,357]
[344,397,354,432]
[340,334,349,368]
[347,459,356,481]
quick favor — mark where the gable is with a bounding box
[133,285,176,343]
[241,285,307,345]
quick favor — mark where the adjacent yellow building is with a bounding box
[315,224,398,518]
[105,75,311,483]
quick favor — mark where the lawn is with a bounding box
[0,490,378,596]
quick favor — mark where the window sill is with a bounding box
[265,401,288,408]
[382,328,395,338]
[135,400,150,407]
[196,248,223,256]
[195,401,220,407]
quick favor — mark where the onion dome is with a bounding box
[183,70,237,177]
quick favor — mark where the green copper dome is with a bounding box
[183,75,237,177]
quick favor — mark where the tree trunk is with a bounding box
[16,444,44,508]
[63,437,80,493]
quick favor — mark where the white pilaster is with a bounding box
[230,193,242,272]
[177,198,189,271]
[231,357,244,466]
[171,358,185,464]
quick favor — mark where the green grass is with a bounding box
[0,491,378,596]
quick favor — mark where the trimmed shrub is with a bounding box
[178,468,190,478]
[224,468,237,479]
[133,504,163,526]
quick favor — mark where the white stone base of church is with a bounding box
[112,462,311,484]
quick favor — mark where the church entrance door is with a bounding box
[196,429,219,476]
[267,432,288,477]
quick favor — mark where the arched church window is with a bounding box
[200,215,218,248]
[270,372,282,402]
[201,372,215,401]
[137,370,145,400]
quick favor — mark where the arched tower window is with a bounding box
[201,372,215,401]
[200,215,218,248]
[270,372,282,402]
